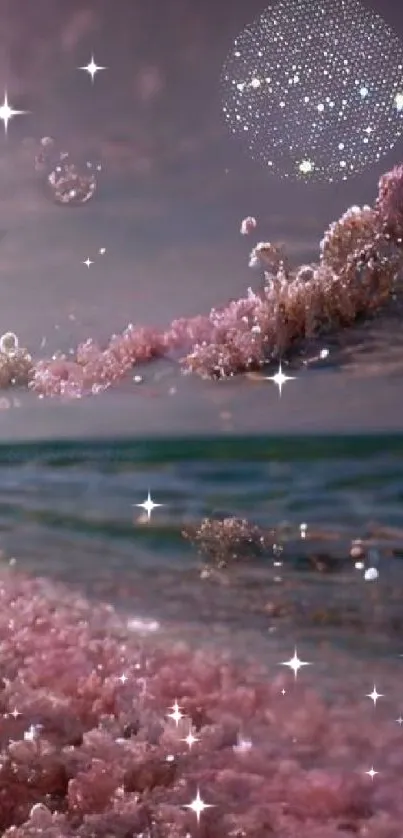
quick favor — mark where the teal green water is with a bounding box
[0,433,401,667]
[2,434,403,464]
[0,434,402,535]
[0,433,402,553]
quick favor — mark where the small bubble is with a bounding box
[300,522,308,538]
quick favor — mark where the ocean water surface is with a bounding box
[1,433,402,671]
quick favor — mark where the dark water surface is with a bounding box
[1,434,402,680]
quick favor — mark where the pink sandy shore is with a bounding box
[0,568,401,838]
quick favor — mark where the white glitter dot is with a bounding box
[298,158,314,173]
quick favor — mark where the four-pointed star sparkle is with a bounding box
[366,685,384,706]
[280,648,311,679]
[134,490,164,521]
[181,726,200,750]
[265,361,296,396]
[78,55,107,82]
[183,788,214,823]
[167,699,185,726]
[0,91,28,134]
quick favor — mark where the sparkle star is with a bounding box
[183,788,214,823]
[134,490,164,521]
[0,91,28,134]
[167,699,185,726]
[265,361,296,396]
[280,647,311,679]
[366,685,384,706]
[78,55,107,82]
[181,726,200,750]
[365,766,379,780]
[83,258,93,268]
[395,92,403,111]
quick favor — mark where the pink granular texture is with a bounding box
[0,568,401,837]
[29,317,217,397]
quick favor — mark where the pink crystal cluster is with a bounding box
[0,568,402,837]
[26,164,403,395]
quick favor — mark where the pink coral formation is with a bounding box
[0,566,402,837]
[3,163,403,396]
[376,163,403,243]
[182,516,272,569]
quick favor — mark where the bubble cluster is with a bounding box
[220,0,403,181]
[34,137,101,206]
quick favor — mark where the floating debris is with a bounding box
[240,215,257,235]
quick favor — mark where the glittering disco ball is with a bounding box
[220,0,403,182]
